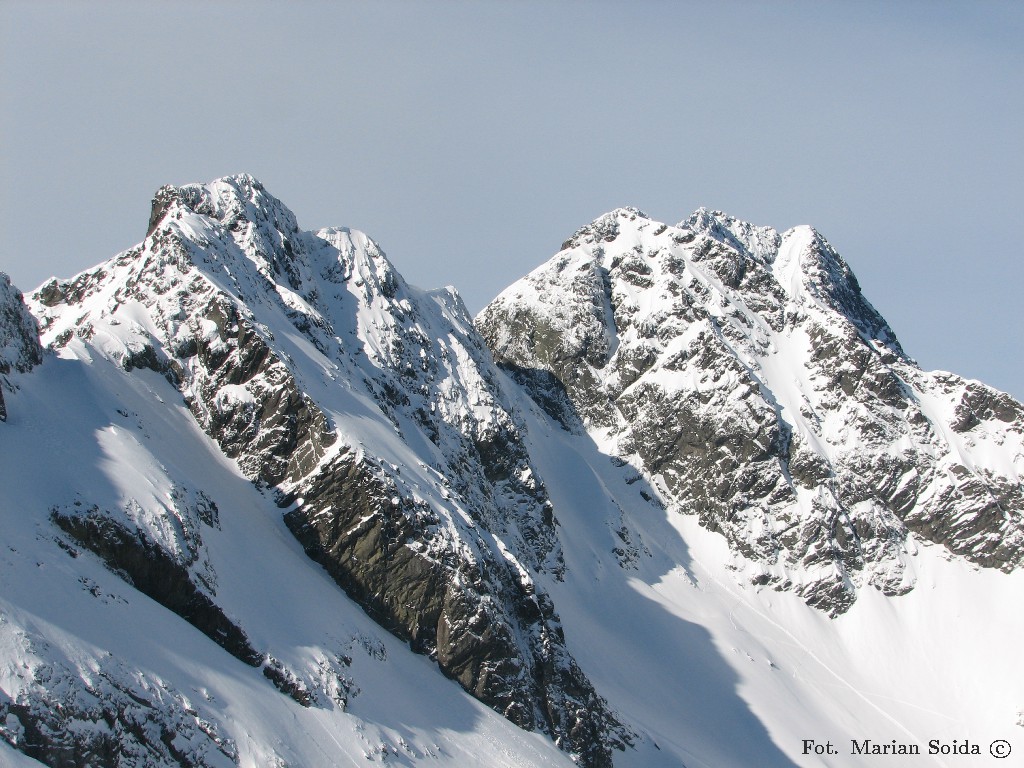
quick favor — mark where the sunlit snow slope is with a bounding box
[0,277,576,767]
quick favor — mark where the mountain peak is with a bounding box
[480,202,1022,615]
[559,206,650,251]
[146,173,299,245]
[682,207,782,265]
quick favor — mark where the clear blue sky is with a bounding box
[2,1,1022,399]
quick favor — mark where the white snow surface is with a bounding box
[2,177,1022,766]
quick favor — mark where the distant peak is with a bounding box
[145,174,296,239]
[560,207,650,251]
[682,207,782,265]
[607,205,650,220]
[215,171,263,188]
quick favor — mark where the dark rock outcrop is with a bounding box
[0,273,44,421]
[51,507,262,668]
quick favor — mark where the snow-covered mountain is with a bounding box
[479,206,1024,614]
[2,176,1022,767]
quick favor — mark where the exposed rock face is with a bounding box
[0,631,241,768]
[51,501,262,669]
[478,207,1024,615]
[0,273,44,421]
[28,175,624,766]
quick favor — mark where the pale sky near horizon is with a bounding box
[2,1,1022,400]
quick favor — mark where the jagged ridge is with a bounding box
[24,175,628,766]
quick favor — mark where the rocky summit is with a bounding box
[1,176,1021,768]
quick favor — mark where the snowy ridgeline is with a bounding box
[1,175,1022,768]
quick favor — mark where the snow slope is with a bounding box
[0,320,576,767]
[507,377,1024,766]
